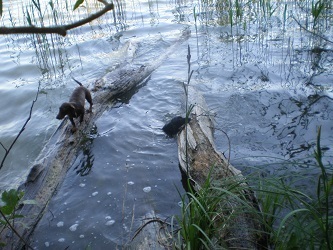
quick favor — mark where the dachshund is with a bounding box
[56,78,93,133]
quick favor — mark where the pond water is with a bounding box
[0,0,332,248]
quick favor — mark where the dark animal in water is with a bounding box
[162,116,191,137]
[56,78,93,133]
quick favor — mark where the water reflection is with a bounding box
[74,127,97,176]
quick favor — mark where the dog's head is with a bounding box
[56,102,77,120]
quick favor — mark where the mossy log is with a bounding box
[177,85,267,249]
[0,30,190,249]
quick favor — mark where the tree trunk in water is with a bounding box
[177,85,267,249]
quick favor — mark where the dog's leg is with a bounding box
[85,90,93,113]
[69,117,77,133]
[79,113,84,123]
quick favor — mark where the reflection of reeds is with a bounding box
[2,0,120,77]
[200,0,331,37]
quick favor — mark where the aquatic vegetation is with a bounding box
[256,127,332,249]
[173,127,332,249]
[1,0,117,77]
[0,189,36,247]
[200,0,332,43]
[182,45,194,174]
[174,176,231,249]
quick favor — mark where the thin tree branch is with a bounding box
[292,15,333,45]
[0,83,40,171]
[0,209,33,249]
[0,2,114,36]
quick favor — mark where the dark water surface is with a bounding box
[0,0,332,248]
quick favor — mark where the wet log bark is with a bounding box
[127,211,169,250]
[1,30,190,249]
[177,85,267,249]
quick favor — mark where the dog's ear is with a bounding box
[69,103,76,110]
[69,104,78,117]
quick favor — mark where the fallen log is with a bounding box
[177,85,267,249]
[0,29,190,249]
[127,211,169,250]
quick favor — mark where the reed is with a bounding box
[173,173,253,249]
[247,127,332,249]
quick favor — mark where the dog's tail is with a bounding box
[72,77,83,86]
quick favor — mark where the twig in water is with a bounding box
[0,82,41,170]
[214,127,232,167]
[292,15,333,44]
[131,217,172,241]
[0,209,33,249]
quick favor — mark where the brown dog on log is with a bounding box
[56,78,93,133]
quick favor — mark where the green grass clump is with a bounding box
[173,171,263,249]
[173,176,228,249]
[173,127,332,249]
[257,126,332,249]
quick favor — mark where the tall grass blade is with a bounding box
[276,208,309,238]
[73,0,84,11]
[31,0,41,12]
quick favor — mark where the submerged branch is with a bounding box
[0,2,114,36]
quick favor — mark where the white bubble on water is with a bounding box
[92,191,98,196]
[105,216,112,220]
[69,223,79,231]
[105,220,115,226]
[79,183,86,187]
[127,181,134,185]
[123,223,128,232]
[57,221,64,227]
[79,235,85,239]
[107,192,112,195]
[44,242,50,247]
[58,238,65,242]
[143,186,151,193]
